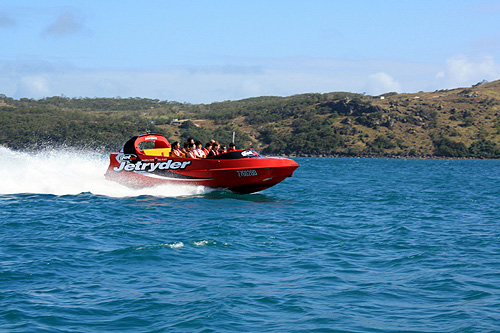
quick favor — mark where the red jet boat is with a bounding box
[105,133,300,194]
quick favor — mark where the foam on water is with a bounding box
[0,146,210,197]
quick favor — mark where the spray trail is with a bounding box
[0,147,210,197]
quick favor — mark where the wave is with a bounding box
[0,146,209,197]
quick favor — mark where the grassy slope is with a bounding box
[193,81,500,157]
[1,80,500,157]
[367,81,500,156]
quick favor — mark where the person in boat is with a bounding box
[207,141,220,157]
[186,143,199,159]
[195,141,205,158]
[220,144,227,154]
[203,142,212,156]
[170,141,183,157]
[228,142,236,151]
[181,142,189,155]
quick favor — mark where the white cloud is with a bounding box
[0,61,427,103]
[438,55,500,88]
[2,62,362,102]
[364,72,402,96]
[1,55,499,103]
[15,75,50,98]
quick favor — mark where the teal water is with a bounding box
[1,148,500,332]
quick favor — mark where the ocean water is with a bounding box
[1,147,500,332]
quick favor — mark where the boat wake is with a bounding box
[0,147,210,197]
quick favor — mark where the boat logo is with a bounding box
[114,158,192,173]
[117,154,138,162]
[241,150,259,157]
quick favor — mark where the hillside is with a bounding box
[1,79,500,158]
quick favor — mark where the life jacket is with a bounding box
[196,148,205,158]
[171,148,182,157]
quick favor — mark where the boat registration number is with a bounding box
[237,169,257,177]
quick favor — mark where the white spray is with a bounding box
[0,146,209,197]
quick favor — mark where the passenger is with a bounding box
[220,144,227,154]
[228,142,236,151]
[203,142,212,156]
[208,141,220,157]
[170,141,182,157]
[195,141,205,158]
[181,142,188,156]
[186,143,198,159]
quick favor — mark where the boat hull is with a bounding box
[105,152,300,194]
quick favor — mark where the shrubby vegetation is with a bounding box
[1,80,500,158]
[433,137,469,157]
[178,120,251,148]
[468,139,500,158]
[432,137,500,158]
[0,104,161,150]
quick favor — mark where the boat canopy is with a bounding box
[123,133,171,155]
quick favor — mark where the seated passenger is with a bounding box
[203,142,212,156]
[181,142,188,156]
[220,144,227,154]
[195,141,205,158]
[228,142,236,151]
[186,143,198,159]
[170,141,182,157]
[207,141,220,157]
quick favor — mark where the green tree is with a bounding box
[433,137,468,157]
[469,139,500,158]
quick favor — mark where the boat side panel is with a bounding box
[105,152,299,193]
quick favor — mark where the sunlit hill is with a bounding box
[1,79,500,158]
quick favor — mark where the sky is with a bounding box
[1,0,500,103]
